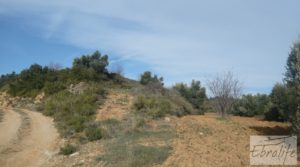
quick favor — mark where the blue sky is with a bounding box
[0,0,300,94]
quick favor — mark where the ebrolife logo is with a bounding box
[250,136,297,165]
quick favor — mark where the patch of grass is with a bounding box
[131,145,172,166]
[100,143,172,167]
[216,116,231,123]
[100,118,123,138]
[60,144,77,155]
[98,115,174,166]
[216,116,241,128]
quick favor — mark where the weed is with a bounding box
[85,126,106,141]
[60,144,77,155]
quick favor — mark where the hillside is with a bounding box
[0,51,298,167]
[0,51,205,166]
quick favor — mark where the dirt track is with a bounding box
[0,108,59,167]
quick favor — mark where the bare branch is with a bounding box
[208,71,243,117]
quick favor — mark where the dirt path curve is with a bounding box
[0,109,22,152]
[0,108,60,167]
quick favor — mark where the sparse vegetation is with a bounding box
[100,144,172,167]
[95,113,175,167]
[60,144,77,155]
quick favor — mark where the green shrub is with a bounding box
[0,50,110,98]
[133,96,171,118]
[43,81,66,95]
[232,94,271,117]
[139,71,163,86]
[60,144,77,155]
[72,50,109,81]
[42,84,105,137]
[85,126,105,141]
[173,80,206,113]
[264,106,285,122]
[165,90,198,116]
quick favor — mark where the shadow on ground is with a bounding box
[249,125,291,135]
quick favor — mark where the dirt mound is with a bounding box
[34,92,45,104]
[158,113,291,167]
[0,92,16,107]
[0,92,33,108]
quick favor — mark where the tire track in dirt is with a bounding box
[0,108,60,167]
[1,109,32,154]
[0,109,22,153]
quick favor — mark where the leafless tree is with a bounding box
[208,71,242,118]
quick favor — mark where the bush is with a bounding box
[85,126,105,141]
[139,71,163,86]
[43,81,66,95]
[60,144,77,155]
[42,83,105,137]
[133,96,171,118]
[263,83,290,121]
[264,106,285,122]
[173,80,206,113]
[232,94,271,117]
[72,50,109,81]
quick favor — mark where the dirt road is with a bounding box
[0,108,60,167]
